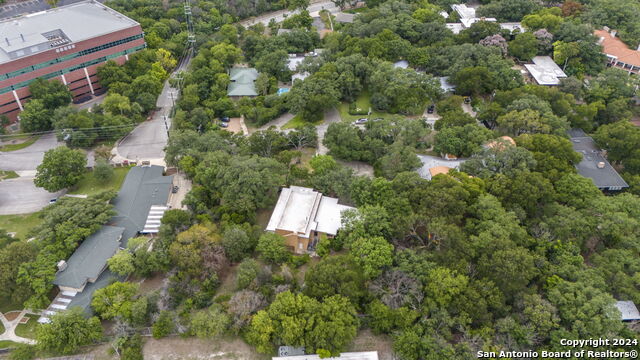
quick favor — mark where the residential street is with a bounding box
[0,134,60,171]
[317,107,341,155]
[114,50,192,163]
[239,0,340,27]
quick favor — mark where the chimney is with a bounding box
[603,26,610,32]
[597,162,605,169]
[611,30,617,37]
[20,33,25,42]
[57,260,67,272]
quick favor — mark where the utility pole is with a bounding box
[184,0,196,50]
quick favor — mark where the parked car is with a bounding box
[427,104,435,114]
[354,118,368,124]
[464,97,471,104]
[220,122,229,128]
[221,117,230,122]
[49,198,57,204]
[172,186,179,194]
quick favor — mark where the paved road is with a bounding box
[0,133,60,171]
[256,112,295,132]
[0,0,104,20]
[239,0,340,27]
[0,176,63,215]
[317,107,341,155]
[114,50,192,163]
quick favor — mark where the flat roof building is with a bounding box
[266,186,354,254]
[615,301,640,321]
[568,129,628,191]
[595,28,640,75]
[524,56,567,86]
[447,4,521,35]
[0,0,145,123]
[273,352,379,360]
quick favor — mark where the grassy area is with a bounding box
[338,91,398,122]
[0,170,18,180]
[0,136,40,152]
[0,340,19,349]
[68,166,131,196]
[0,212,43,240]
[15,316,38,339]
[281,114,323,130]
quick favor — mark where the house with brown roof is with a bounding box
[595,28,640,75]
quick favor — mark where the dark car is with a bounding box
[427,104,435,114]
[464,97,472,104]
[221,117,230,122]
[220,122,229,128]
[49,198,57,204]
[172,186,179,194]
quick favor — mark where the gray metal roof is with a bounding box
[227,68,258,96]
[66,269,121,315]
[0,0,139,64]
[53,225,124,289]
[615,301,640,321]
[110,165,173,246]
[568,130,629,190]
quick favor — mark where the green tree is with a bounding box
[28,78,71,109]
[36,308,102,355]
[303,255,366,305]
[34,147,87,192]
[151,311,175,339]
[289,77,340,121]
[451,66,495,96]
[434,124,494,157]
[91,282,139,320]
[236,258,262,290]
[508,32,538,61]
[189,305,230,338]
[107,250,135,276]
[93,159,114,184]
[256,232,290,264]
[374,144,422,180]
[221,226,256,263]
[350,236,394,279]
[20,99,52,132]
[246,291,359,356]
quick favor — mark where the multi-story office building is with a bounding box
[0,0,145,123]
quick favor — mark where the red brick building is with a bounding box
[0,0,145,123]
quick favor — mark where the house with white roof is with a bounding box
[524,56,567,86]
[446,4,522,35]
[266,186,354,254]
[273,351,379,360]
[615,301,640,321]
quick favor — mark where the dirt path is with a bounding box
[142,336,268,360]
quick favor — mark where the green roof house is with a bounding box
[228,67,259,97]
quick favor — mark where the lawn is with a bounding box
[338,91,398,123]
[0,170,18,180]
[0,340,19,349]
[0,212,43,240]
[0,136,40,152]
[68,166,131,196]
[281,114,323,130]
[15,315,38,339]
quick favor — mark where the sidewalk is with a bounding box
[0,310,38,345]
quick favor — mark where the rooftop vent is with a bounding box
[597,162,605,169]
[57,260,67,272]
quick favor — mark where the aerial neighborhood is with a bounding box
[0,0,639,359]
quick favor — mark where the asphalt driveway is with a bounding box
[0,133,60,171]
[0,176,63,215]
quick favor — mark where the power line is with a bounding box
[0,123,140,139]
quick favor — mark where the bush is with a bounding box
[256,233,291,264]
[236,259,261,290]
[151,311,174,339]
[94,159,114,184]
[8,344,36,360]
[288,254,310,268]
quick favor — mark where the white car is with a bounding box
[354,118,368,125]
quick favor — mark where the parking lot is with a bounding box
[221,117,245,134]
[0,177,63,215]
